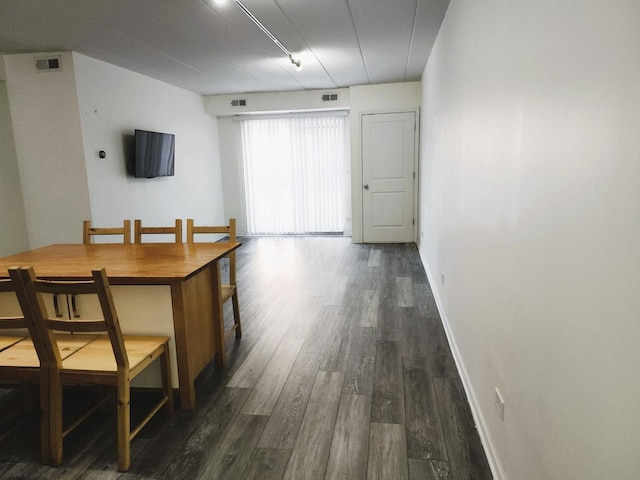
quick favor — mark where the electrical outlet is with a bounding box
[495,388,505,421]
[440,273,445,284]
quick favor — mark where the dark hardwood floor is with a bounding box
[0,237,492,479]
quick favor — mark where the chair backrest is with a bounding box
[9,267,129,371]
[83,220,132,244]
[134,219,183,243]
[0,277,28,331]
[186,218,237,284]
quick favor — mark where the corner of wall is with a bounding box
[4,51,91,248]
[0,76,30,255]
[0,56,7,81]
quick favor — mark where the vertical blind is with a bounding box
[239,114,348,235]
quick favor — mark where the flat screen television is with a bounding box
[134,129,175,178]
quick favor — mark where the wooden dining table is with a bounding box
[0,242,241,410]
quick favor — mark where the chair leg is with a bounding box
[21,380,35,412]
[46,370,63,466]
[232,292,242,339]
[160,343,175,416]
[39,371,51,464]
[117,374,131,472]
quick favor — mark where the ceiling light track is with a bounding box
[214,0,302,71]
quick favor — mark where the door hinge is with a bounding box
[413,172,415,179]
[413,219,415,225]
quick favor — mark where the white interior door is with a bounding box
[362,112,416,243]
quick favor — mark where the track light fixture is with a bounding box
[210,0,302,71]
[289,54,302,71]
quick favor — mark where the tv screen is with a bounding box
[134,129,175,178]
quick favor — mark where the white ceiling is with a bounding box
[0,0,450,95]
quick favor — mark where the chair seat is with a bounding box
[60,335,171,376]
[221,284,236,303]
[0,335,26,353]
[0,334,98,368]
[0,338,37,368]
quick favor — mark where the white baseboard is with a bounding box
[417,247,506,480]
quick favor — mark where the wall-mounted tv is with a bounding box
[134,129,175,178]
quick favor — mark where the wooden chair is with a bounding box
[10,266,174,472]
[134,219,182,243]
[186,218,242,341]
[0,277,34,397]
[83,220,132,244]
[0,276,98,463]
[0,278,28,352]
[0,275,46,460]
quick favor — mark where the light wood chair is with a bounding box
[83,220,132,244]
[0,276,46,460]
[10,266,174,472]
[186,218,242,341]
[0,278,28,352]
[134,219,182,243]
[0,276,98,463]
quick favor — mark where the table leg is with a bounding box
[210,261,226,367]
[170,282,196,410]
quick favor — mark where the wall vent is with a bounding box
[231,99,247,107]
[35,56,62,72]
[321,93,338,102]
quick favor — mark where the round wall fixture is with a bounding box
[99,150,106,159]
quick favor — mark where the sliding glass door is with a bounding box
[239,113,348,235]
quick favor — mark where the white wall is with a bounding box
[4,52,91,249]
[419,1,640,479]
[205,88,351,117]
[216,118,246,233]
[0,77,29,256]
[74,53,224,234]
[3,51,224,248]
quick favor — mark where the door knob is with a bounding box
[364,184,369,190]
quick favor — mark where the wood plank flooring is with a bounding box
[0,237,492,479]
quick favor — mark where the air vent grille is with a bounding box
[321,93,338,102]
[231,99,247,107]
[35,56,62,72]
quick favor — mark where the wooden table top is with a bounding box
[0,242,241,284]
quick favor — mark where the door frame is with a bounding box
[352,108,420,243]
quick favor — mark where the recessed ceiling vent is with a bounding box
[322,93,338,102]
[231,99,247,107]
[35,56,62,72]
